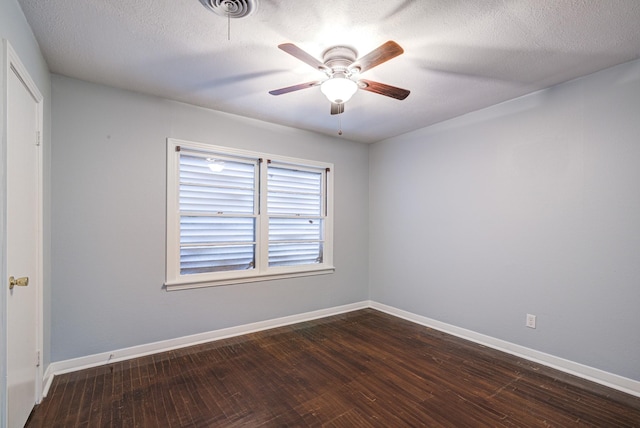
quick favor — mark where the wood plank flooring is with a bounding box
[27,309,640,427]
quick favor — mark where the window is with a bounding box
[166,139,334,290]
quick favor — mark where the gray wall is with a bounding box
[50,74,370,362]
[370,59,640,381]
[1,0,52,399]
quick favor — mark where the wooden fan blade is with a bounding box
[269,81,322,95]
[359,79,410,100]
[351,41,404,73]
[278,43,328,72]
[330,103,345,115]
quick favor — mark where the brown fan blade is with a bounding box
[359,79,410,100]
[351,41,404,73]
[269,81,322,96]
[330,103,345,115]
[278,43,328,72]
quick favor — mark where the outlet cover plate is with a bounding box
[526,314,536,329]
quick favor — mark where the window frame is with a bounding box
[165,138,334,290]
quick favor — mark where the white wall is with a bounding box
[370,59,640,381]
[50,74,369,362]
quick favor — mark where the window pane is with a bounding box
[180,153,255,214]
[267,192,321,216]
[268,166,322,215]
[181,216,255,244]
[269,218,322,241]
[180,245,255,275]
[267,166,322,192]
[180,184,254,214]
[180,154,255,187]
[268,242,323,267]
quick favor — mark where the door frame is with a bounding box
[0,39,44,427]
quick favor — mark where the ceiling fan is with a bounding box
[269,40,410,115]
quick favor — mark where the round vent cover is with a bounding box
[201,0,257,18]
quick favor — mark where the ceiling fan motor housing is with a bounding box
[322,46,358,77]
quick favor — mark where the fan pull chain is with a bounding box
[338,114,343,136]
[221,1,232,41]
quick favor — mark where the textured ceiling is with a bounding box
[17,0,640,143]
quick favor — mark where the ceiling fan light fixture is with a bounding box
[320,76,358,104]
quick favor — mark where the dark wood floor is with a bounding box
[27,309,640,427]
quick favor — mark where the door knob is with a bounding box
[9,276,29,290]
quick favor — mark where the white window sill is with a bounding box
[165,266,336,291]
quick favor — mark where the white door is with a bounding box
[5,42,43,428]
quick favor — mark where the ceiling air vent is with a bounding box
[200,0,257,19]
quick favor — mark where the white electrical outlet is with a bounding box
[526,314,536,329]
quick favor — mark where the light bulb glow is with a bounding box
[206,158,225,173]
[320,77,358,104]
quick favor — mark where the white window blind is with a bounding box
[267,164,325,267]
[166,139,334,290]
[178,151,258,275]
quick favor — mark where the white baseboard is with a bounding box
[43,300,640,399]
[42,301,370,396]
[370,301,640,398]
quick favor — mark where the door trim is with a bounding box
[1,39,44,427]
